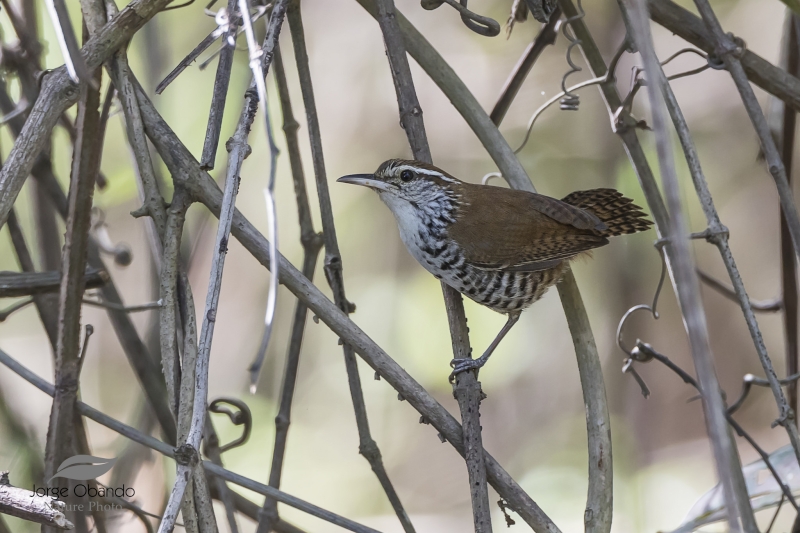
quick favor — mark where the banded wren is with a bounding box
[338,159,652,376]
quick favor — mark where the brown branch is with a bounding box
[780,13,800,422]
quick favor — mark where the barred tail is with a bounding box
[562,188,653,237]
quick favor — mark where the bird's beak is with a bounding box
[337,174,393,192]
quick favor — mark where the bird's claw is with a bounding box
[448,357,484,382]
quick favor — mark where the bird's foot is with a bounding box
[449,357,486,382]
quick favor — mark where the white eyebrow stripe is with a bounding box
[395,164,457,183]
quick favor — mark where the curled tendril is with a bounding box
[616,240,668,397]
[208,397,252,453]
[559,0,584,111]
[421,0,500,37]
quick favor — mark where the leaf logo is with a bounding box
[48,455,117,482]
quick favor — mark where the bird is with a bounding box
[338,159,653,377]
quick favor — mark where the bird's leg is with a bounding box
[450,312,521,379]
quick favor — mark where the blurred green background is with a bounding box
[0,0,795,531]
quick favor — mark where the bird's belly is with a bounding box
[402,231,568,314]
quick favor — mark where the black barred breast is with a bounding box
[404,215,569,314]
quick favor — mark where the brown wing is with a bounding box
[448,183,609,271]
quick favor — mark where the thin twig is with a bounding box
[155,7,269,95]
[648,0,800,114]
[490,5,561,124]
[256,45,323,532]
[241,0,281,392]
[0,0,174,231]
[692,0,800,468]
[622,1,756,530]
[200,0,239,170]
[5,210,59,346]
[135,73,560,533]
[0,269,107,297]
[285,2,416,532]
[697,270,782,313]
[630,342,799,512]
[0,349,381,533]
[81,298,163,312]
[158,5,289,531]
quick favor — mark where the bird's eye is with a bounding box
[400,170,414,182]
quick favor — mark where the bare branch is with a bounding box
[44,64,103,503]
[200,0,238,170]
[0,0,175,231]
[689,0,800,466]
[0,348,381,533]
[0,269,107,297]
[158,5,290,531]
[648,0,800,114]
[0,474,74,530]
[621,1,756,530]
[278,3,416,532]
[490,6,561,124]
[256,45,323,532]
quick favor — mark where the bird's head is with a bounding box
[337,159,462,219]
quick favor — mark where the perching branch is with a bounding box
[372,0,487,531]
[133,75,560,533]
[282,2,415,532]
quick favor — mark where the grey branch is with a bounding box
[284,2,416,531]
[256,44,324,532]
[0,0,174,231]
[0,348,380,533]
[690,0,800,468]
[0,268,107,297]
[133,75,558,533]
[0,478,74,530]
[648,0,800,114]
[619,0,756,530]
[372,0,489,531]
[158,4,290,532]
